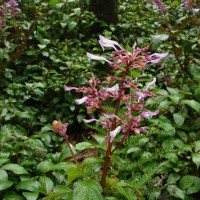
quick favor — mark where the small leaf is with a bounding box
[192,153,200,169]
[68,21,77,30]
[49,0,59,6]
[75,142,93,151]
[39,176,54,195]
[16,180,41,191]
[0,169,8,181]
[3,194,24,200]
[181,100,200,113]
[167,185,185,199]
[36,160,53,172]
[22,192,39,200]
[173,113,185,127]
[179,175,194,190]
[1,164,29,174]
[0,180,13,191]
[194,140,200,152]
[73,180,103,200]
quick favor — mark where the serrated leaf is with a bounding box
[1,163,29,174]
[36,160,53,172]
[167,173,181,185]
[3,194,24,200]
[113,181,138,200]
[179,175,194,190]
[68,21,77,30]
[75,142,94,151]
[0,180,13,190]
[192,153,200,169]
[66,164,82,184]
[194,140,200,152]
[16,180,41,191]
[49,0,59,6]
[167,185,185,199]
[22,192,39,200]
[162,138,174,151]
[181,100,200,113]
[173,113,185,127]
[73,180,103,200]
[39,176,54,195]
[0,169,8,181]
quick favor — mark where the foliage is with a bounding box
[0,0,200,199]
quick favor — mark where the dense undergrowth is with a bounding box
[0,0,200,199]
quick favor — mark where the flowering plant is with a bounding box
[53,35,168,189]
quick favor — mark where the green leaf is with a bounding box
[75,142,94,151]
[49,0,59,6]
[151,34,169,49]
[68,21,77,31]
[66,164,82,184]
[16,180,41,191]
[167,185,185,199]
[113,182,137,200]
[194,140,200,152]
[1,164,29,174]
[181,100,200,113]
[167,173,181,185]
[39,176,54,195]
[173,113,185,127]
[0,180,13,191]
[162,138,174,151]
[179,175,194,190]
[192,153,200,168]
[36,160,53,172]
[194,86,200,102]
[22,192,39,200]
[3,194,24,200]
[0,169,8,181]
[187,177,200,194]
[73,180,103,200]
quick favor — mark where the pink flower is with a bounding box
[110,126,122,142]
[86,52,111,63]
[146,78,156,90]
[147,53,168,64]
[99,35,123,51]
[64,85,78,91]
[52,120,69,136]
[105,84,119,93]
[75,97,88,105]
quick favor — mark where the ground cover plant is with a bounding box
[0,0,200,199]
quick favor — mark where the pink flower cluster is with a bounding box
[150,0,168,14]
[0,0,19,27]
[64,36,168,142]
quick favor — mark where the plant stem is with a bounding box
[100,140,113,188]
[63,134,87,179]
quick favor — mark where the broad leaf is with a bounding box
[173,113,185,127]
[16,180,41,192]
[181,100,200,113]
[0,180,13,191]
[75,142,94,151]
[192,153,200,169]
[167,185,185,199]
[39,176,54,195]
[179,175,194,189]
[73,180,103,200]
[22,192,39,200]
[1,164,29,174]
[194,140,200,152]
[0,169,8,181]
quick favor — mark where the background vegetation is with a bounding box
[0,0,200,199]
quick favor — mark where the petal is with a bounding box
[86,52,111,63]
[110,126,121,142]
[141,110,159,118]
[75,97,87,105]
[146,78,156,90]
[99,35,123,51]
[83,118,98,123]
[105,84,119,93]
[64,85,78,91]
